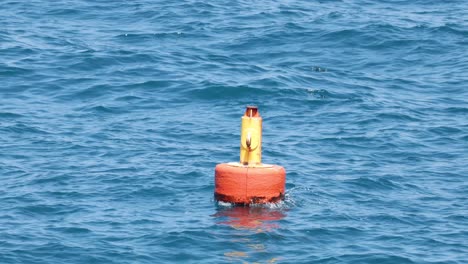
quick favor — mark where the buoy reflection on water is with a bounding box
[214,205,286,231]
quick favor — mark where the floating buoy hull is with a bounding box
[215,163,286,205]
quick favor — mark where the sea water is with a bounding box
[1,1,467,263]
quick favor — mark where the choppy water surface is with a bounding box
[1,1,467,263]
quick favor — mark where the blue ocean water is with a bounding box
[1,0,467,263]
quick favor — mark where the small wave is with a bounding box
[446,107,468,114]
[428,126,462,135]
[114,31,203,43]
[17,203,79,216]
[355,118,380,125]
[0,65,34,77]
[47,226,92,234]
[81,105,129,114]
[3,123,50,135]
[377,112,420,122]
[430,23,468,37]
[335,253,416,264]
[128,186,174,199]
[46,8,82,16]
[184,82,283,100]
[72,84,112,100]
[0,112,23,119]
[114,95,143,102]
[344,176,400,191]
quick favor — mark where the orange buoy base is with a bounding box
[215,162,286,205]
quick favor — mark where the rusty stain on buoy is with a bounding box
[215,106,286,205]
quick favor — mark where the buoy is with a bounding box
[215,106,286,205]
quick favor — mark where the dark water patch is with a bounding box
[376,112,421,122]
[185,82,289,100]
[71,84,117,100]
[123,80,176,91]
[248,77,286,88]
[10,243,115,263]
[336,253,416,264]
[114,33,160,43]
[3,123,51,135]
[0,65,34,77]
[31,174,73,186]
[47,226,92,234]
[114,95,143,102]
[319,28,361,41]
[80,105,130,115]
[1,42,38,53]
[16,203,81,217]
[366,214,415,226]
[46,8,83,16]
[0,112,23,119]
[344,177,400,191]
[42,191,89,200]
[446,107,468,114]
[283,21,308,31]
[354,118,381,125]
[444,214,467,223]
[430,24,468,38]
[366,38,441,51]
[68,56,119,72]
[115,31,204,44]
[428,126,462,136]
[128,186,174,199]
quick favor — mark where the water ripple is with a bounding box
[1,0,467,263]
